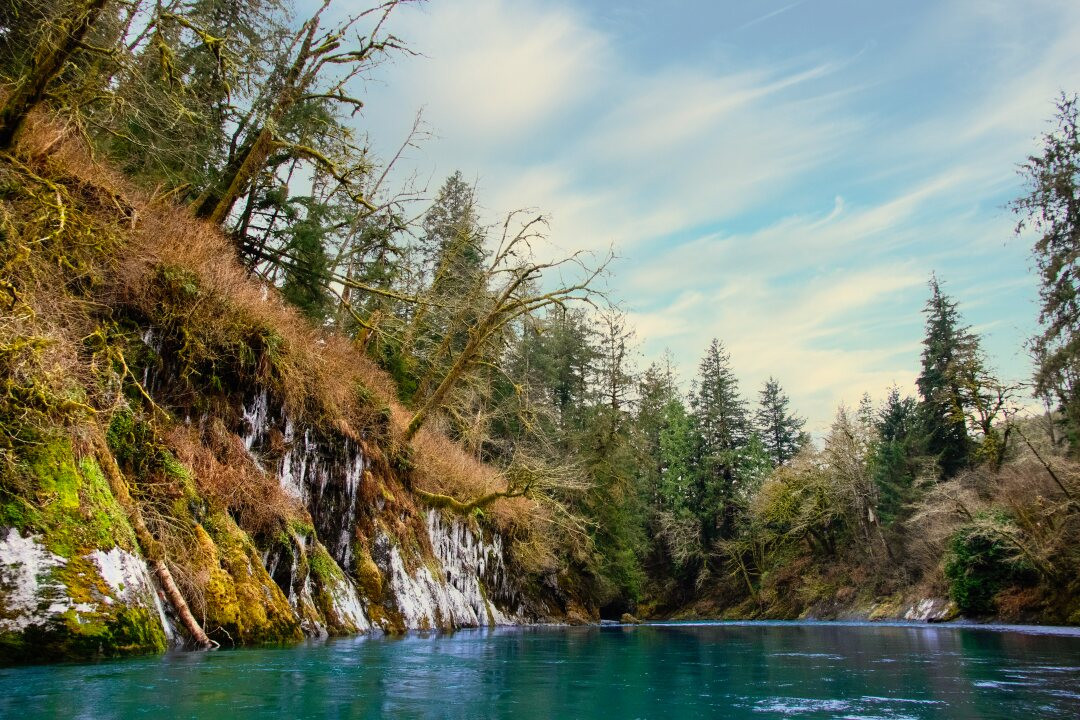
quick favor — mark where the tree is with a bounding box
[191,0,407,226]
[689,339,748,543]
[402,213,607,442]
[419,170,485,284]
[594,308,636,414]
[1015,93,1080,444]
[635,356,680,505]
[400,171,487,398]
[104,0,292,191]
[754,377,806,466]
[824,404,886,558]
[0,0,111,148]
[691,339,748,452]
[872,387,923,526]
[917,275,975,477]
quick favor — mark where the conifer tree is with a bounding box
[691,339,748,453]
[916,276,975,478]
[872,387,922,526]
[690,339,748,542]
[754,377,805,467]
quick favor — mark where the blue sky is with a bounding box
[356,0,1080,432]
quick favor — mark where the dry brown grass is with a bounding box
[165,421,306,539]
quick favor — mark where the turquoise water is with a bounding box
[2,621,1079,718]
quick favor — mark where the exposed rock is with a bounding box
[0,528,168,662]
[902,597,959,622]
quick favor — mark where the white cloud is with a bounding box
[356,0,1080,430]
[381,0,609,146]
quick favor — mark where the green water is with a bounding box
[2,621,1079,718]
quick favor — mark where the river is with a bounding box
[2,621,1078,718]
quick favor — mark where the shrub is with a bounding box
[944,511,1034,613]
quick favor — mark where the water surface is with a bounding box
[3,621,1079,719]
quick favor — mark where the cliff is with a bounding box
[0,121,585,663]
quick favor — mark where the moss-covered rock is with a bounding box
[0,437,168,664]
[196,512,302,647]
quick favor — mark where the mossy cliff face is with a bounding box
[0,438,169,663]
[0,333,538,662]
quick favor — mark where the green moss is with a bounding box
[3,437,135,558]
[289,519,315,538]
[197,512,302,647]
[308,542,341,582]
[1,603,166,665]
[353,545,383,599]
[106,409,191,488]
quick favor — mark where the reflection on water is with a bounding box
[2,621,1079,719]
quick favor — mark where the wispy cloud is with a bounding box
[738,1,808,32]
[360,0,1080,429]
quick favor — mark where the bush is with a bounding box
[944,512,1033,613]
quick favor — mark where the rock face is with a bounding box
[0,392,534,663]
[379,510,525,631]
[241,392,528,636]
[0,528,170,662]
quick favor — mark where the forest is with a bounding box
[1,0,1079,659]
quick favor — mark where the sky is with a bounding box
[355,0,1080,433]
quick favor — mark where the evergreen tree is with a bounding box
[421,170,485,287]
[689,339,748,542]
[754,377,806,466]
[400,171,488,399]
[1014,94,1080,444]
[517,307,596,434]
[872,388,922,526]
[916,276,975,478]
[635,356,680,505]
[691,339,748,452]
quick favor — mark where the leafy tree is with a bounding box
[754,377,806,467]
[917,276,975,478]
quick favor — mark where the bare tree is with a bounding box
[403,213,609,442]
[192,0,410,225]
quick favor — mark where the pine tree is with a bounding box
[421,171,485,286]
[691,339,748,453]
[754,377,806,466]
[916,276,975,478]
[872,388,922,526]
[689,339,748,542]
[635,356,680,504]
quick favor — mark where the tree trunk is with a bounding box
[0,0,110,149]
[95,443,216,650]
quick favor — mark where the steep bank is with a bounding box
[0,122,588,663]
